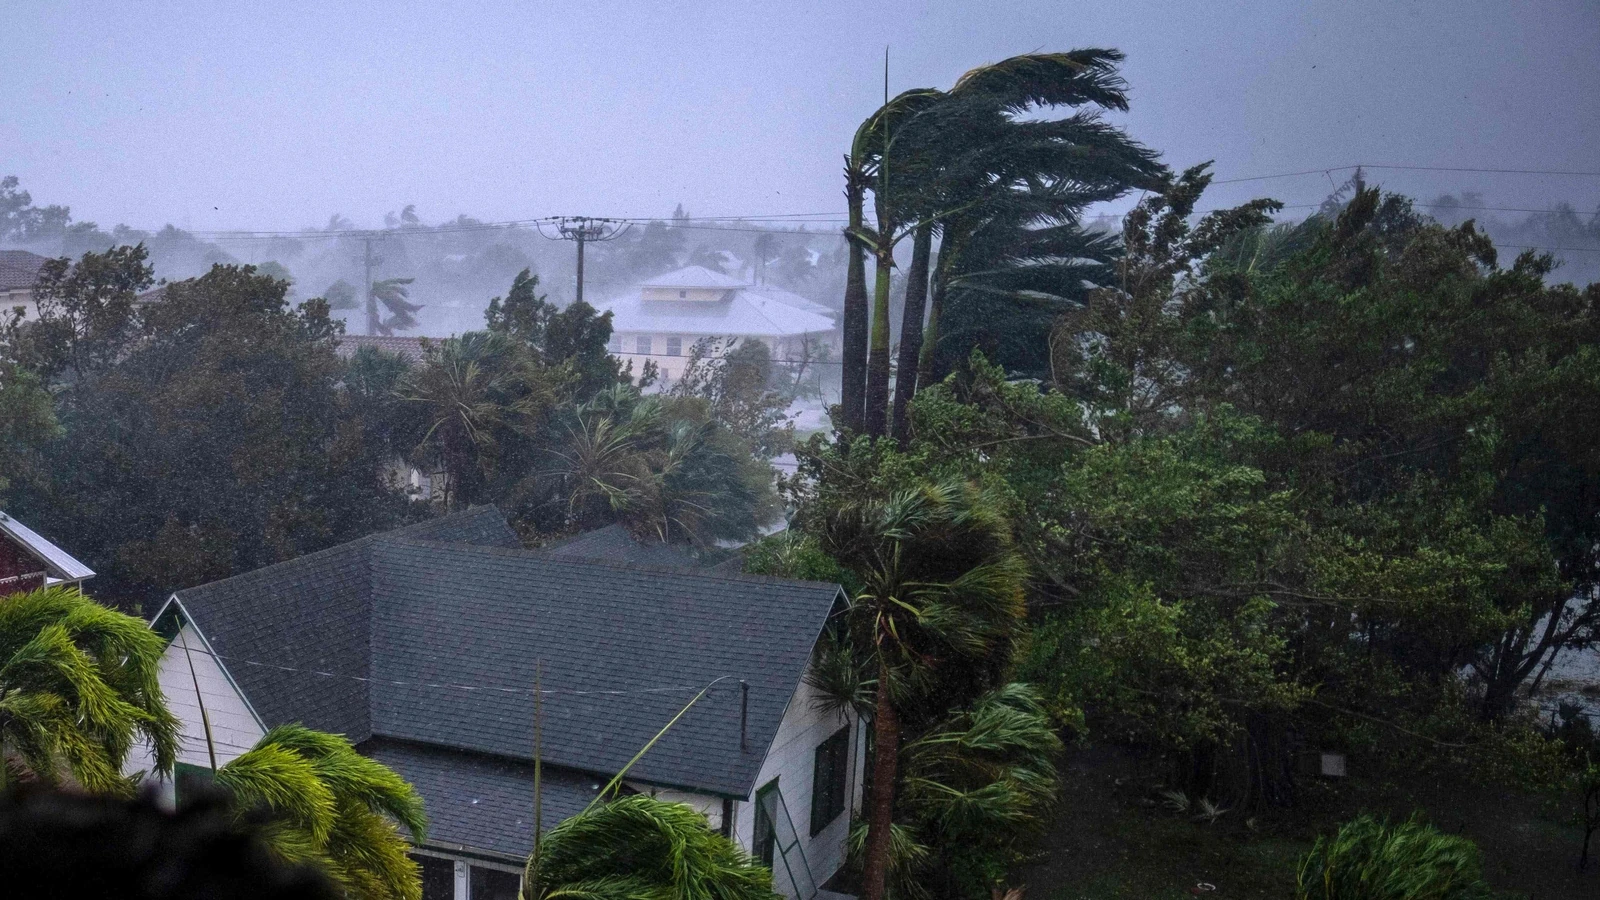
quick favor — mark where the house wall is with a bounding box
[729,675,866,898]
[1,288,37,321]
[0,537,48,595]
[610,331,835,386]
[124,622,265,787]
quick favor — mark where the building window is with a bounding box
[679,289,687,298]
[173,761,213,808]
[666,336,682,357]
[753,779,779,867]
[636,335,653,355]
[411,854,455,900]
[607,334,622,353]
[810,725,850,835]
[469,864,520,900]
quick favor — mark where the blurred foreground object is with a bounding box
[0,784,336,899]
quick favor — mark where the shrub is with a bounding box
[1295,815,1493,900]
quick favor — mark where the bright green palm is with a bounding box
[217,724,428,900]
[0,585,177,793]
[523,793,780,900]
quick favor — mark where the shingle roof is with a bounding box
[169,508,521,741]
[0,510,95,582]
[0,250,49,292]
[334,334,433,364]
[363,739,601,858]
[169,508,841,802]
[540,524,702,569]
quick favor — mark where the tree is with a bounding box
[816,479,1028,900]
[486,269,623,400]
[6,260,410,607]
[522,794,781,900]
[401,330,569,509]
[669,338,794,458]
[0,359,57,493]
[838,50,1163,437]
[367,277,421,336]
[22,244,154,378]
[0,586,177,793]
[212,725,427,900]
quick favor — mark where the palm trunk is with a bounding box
[840,173,870,434]
[916,250,948,389]
[864,243,894,438]
[890,224,932,444]
[861,660,901,900]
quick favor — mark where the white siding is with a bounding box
[625,783,726,832]
[731,675,866,897]
[124,623,265,783]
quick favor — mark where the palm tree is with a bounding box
[839,51,1164,438]
[367,277,422,336]
[818,479,1028,900]
[522,794,781,900]
[402,331,567,508]
[214,724,428,900]
[0,585,177,794]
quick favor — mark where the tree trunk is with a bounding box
[861,661,901,900]
[916,251,948,390]
[840,173,870,434]
[890,224,933,444]
[864,244,894,438]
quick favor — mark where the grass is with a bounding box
[1019,746,1597,900]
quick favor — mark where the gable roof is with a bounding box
[540,523,702,569]
[166,508,521,742]
[166,508,841,800]
[0,510,95,583]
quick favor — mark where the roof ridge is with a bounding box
[380,536,842,591]
[176,506,508,596]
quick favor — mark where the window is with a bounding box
[411,854,455,900]
[666,336,682,357]
[607,334,622,353]
[753,779,779,867]
[636,335,653,355]
[469,865,520,900]
[810,725,850,835]
[679,289,687,298]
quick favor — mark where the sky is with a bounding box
[4,0,1598,233]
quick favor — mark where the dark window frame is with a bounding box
[753,777,779,867]
[809,724,850,836]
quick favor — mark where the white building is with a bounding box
[599,266,838,382]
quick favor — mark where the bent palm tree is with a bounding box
[215,724,427,900]
[819,479,1028,900]
[0,585,177,793]
[523,794,780,900]
[367,276,422,336]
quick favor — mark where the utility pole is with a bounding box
[360,234,382,336]
[539,217,630,305]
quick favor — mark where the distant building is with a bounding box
[0,250,50,321]
[0,510,95,595]
[598,266,837,382]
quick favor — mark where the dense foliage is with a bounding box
[1295,815,1493,900]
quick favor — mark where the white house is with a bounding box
[598,266,838,383]
[0,250,50,321]
[127,508,863,900]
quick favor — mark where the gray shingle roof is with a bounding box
[540,524,701,569]
[363,739,601,859]
[170,508,521,741]
[169,508,840,802]
[335,334,433,364]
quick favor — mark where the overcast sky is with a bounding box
[4,0,1597,232]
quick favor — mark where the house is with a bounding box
[335,333,432,365]
[598,266,838,383]
[0,510,95,595]
[129,507,862,900]
[0,250,50,321]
